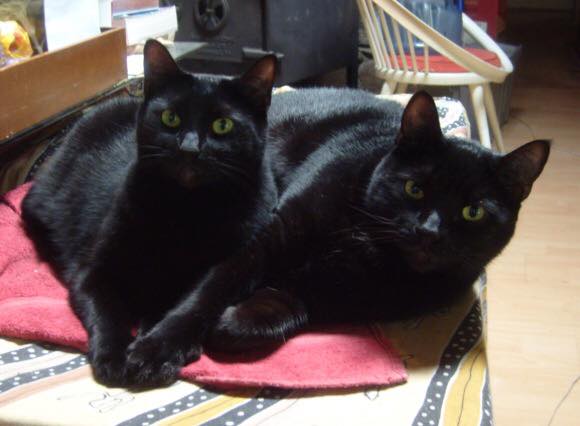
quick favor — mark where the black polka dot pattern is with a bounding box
[117,388,220,426]
[0,355,87,395]
[436,106,449,118]
[479,272,488,322]
[201,388,292,426]
[412,300,484,426]
[441,115,467,134]
[481,369,494,426]
[117,387,290,426]
[0,344,53,366]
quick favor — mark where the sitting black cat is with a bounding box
[120,89,549,372]
[21,40,277,387]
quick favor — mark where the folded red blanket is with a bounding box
[0,184,406,389]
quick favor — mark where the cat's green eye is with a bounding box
[161,109,181,128]
[212,117,234,135]
[462,205,486,222]
[404,180,424,200]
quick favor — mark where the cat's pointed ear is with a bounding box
[236,54,278,113]
[498,139,550,201]
[143,39,183,97]
[398,91,443,143]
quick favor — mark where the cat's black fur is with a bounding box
[21,40,277,387]
[119,88,550,375]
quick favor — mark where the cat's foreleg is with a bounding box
[123,216,299,385]
[124,247,262,386]
[69,267,134,387]
[205,287,309,352]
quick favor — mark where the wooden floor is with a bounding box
[486,10,580,426]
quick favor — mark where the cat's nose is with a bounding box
[180,132,200,154]
[415,211,441,244]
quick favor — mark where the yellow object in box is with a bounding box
[0,20,33,67]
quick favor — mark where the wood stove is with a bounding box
[170,0,359,86]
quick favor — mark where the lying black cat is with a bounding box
[21,40,277,387]
[121,89,550,381]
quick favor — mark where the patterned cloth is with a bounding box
[0,92,493,425]
[0,280,491,426]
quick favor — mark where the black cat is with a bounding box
[120,89,550,373]
[21,40,277,387]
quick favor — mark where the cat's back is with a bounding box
[267,88,403,189]
[22,97,140,275]
[269,87,401,130]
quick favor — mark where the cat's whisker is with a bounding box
[139,151,167,159]
[140,153,171,162]
[367,236,400,243]
[212,159,256,189]
[330,227,359,236]
[218,159,251,175]
[139,148,167,159]
[218,155,254,172]
[216,160,251,177]
[214,167,254,190]
[331,224,404,246]
[360,223,391,234]
[354,227,402,238]
[348,204,397,227]
[139,143,168,152]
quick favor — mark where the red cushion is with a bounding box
[396,47,501,73]
[0,184,407,390]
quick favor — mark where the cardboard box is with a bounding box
[0,28,127,142]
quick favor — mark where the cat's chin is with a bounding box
[403,249,440,273]
[176,168,200,189]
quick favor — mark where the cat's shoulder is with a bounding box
[270,87,402,116]
[61,96,140,151]
[32,97,139,185]
[77,96,140,130]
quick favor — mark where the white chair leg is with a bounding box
[469,84,492,149]
[483,84,505,152]
[380,81,397,95]
[395,83,408,94]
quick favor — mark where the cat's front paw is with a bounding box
[125,335,201,388]
[89,349,129,387]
